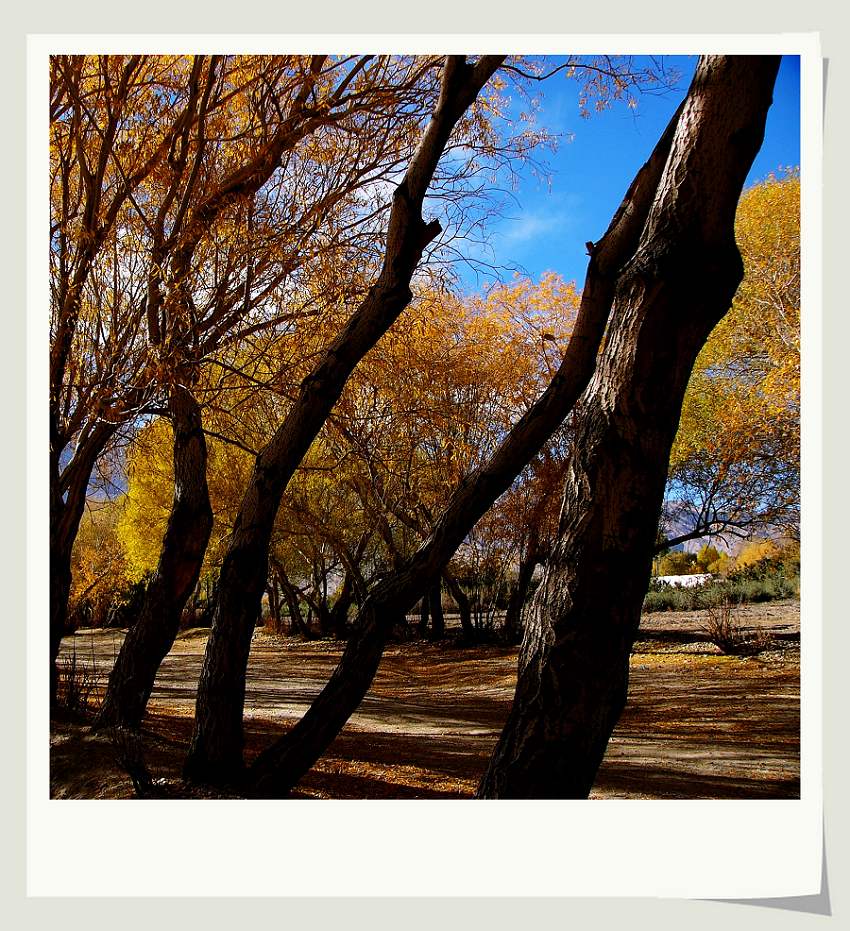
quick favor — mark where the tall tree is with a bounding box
[184,55,507,785]
[86,54,463,727]
[478,55,780,798]
[243,85,687,797]
[50,55,208,703]
[51,53,459,707]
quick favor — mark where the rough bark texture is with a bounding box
[95,385,212,729]
[477,55,780,799]
[245,90,688,798]
[185,56,506,786]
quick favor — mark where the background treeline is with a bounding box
[67,171,800,640]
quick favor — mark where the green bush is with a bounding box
[643,584,704,612]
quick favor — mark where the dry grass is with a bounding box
[56,648,103,715]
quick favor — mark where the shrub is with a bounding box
[644,586,700,612]
[701,598,773,655]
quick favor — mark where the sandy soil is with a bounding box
[51,600,800,799]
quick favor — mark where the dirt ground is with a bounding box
[51,600,800,799]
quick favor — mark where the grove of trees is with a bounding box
[51,52,794,799]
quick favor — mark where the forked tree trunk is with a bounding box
[184,56,506,787]
[478,55,779,799]
[274,564,311,638]
[245,91,689,797]
[444,571,474,642]
[95,385,212,729]
[267,578,281,632]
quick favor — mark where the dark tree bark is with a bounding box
[95,385,213,729]
[184,55,506,787]
[245,93,686,798]
[429,582,445,639]
[267,577,281,633]
[327,568,356,639]
[477,55,780,799]
[268,561,309,637]
[417,594,430,638]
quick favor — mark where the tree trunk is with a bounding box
[274,565,310,638]
[50,421,117,705]
[429,582,445,639]
[95,385,213,729]
[267,578,281,633]
[417,594,430,637]
[328,568,356,639]
[184,56,506,787]
[49,522,74,707]
[244,91,690,797]
[503,543,538,645]
[443,570,474,642]
[477,55,779,799]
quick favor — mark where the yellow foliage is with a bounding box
[70,498,131,618]
[669,170,800,536]
[733,539,781,571]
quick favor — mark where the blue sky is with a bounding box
[456,55,801,292]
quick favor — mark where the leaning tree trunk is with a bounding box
[184,56,506,787]
[95,384,212,730]
[477,55,780,799]
[245,92,689,798]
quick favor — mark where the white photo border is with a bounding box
[27,33,823,899]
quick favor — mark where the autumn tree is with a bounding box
[237,55,780,799]
[478,55,780,798]
[183,55,510,783]
[92,53,483,728]
[241,69,693,797]
[50,55,200,703]
[660,169,800,551]
[68,498,132,629]
[326,275,578,640]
